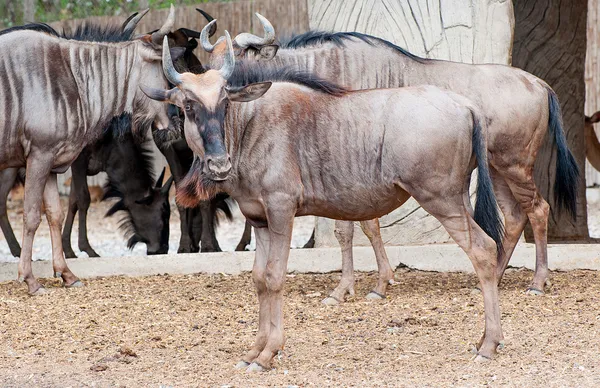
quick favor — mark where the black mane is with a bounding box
[0,21,133,43]
[225,62,347,96]
[0,23,59,37]
[279,30,426,63]
[63,23,134,42]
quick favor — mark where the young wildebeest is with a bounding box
[200,21,578,298]
[144,35,505,370]
[0,7,179,295]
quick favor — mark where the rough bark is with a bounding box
[22,0,35,22]
[512,0,589,241]
[307,0,515,247]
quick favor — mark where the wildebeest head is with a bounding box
[142,33,271,181]
[125,6,187,134]
[106,168,174,255]
[200,12,279,67]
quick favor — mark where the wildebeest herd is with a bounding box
[0,6,580,371]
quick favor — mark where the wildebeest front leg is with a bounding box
[235,220,252,251]
[360,218,395,300]
[199,200,221,252]
[247,201,295,372]
[237,227,270,369]
[18,156,53,295]
[44,174,82,288]
[322,220,355,305]
[0,168,21,257]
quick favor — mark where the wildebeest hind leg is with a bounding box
[43,173,82,288]
[0,168,21,257]
[18,156,53,295]
[238,227,271,369]
[360,218,395,300]
[61,185,78,258]
[416,193,503,360]
[489,168,528,286]
[505,173,549,294]
[322,220,355,305]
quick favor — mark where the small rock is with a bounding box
[119,346,138,358]
[90,363,108,372]
[305,291,322,298]
[387,327,402,334]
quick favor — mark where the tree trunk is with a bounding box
[307,0,515,247]
[512,0,589,241]
[23,0,35,22]
[139,0,150,9]
[585,0,600,186]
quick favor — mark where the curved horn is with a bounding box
[155,167,166,188]
[122,9,149,34]
[162,36,183,86]
[151,4,176,45]
[233,13,275,48]
[219,31,235,80]
[200,20,224,52]
[196,9,217,37]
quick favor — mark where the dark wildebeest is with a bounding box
[200,21,578,298]
[144,35,505,369]
[0,7,180,295]
[0,121,173,258]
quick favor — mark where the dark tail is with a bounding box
[546,87,579,218]
[471,110,504,254]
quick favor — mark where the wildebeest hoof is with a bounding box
[365,291,385,300]
[65,280,84,288]
[234,360,250,369]
[471,353,492,363]
[471,287,482,295]
[525,287,544,296]
[246,362,266,372]
[30,287,49,296]
[321,296,340,306]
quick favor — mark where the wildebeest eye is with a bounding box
[185,104,191,111]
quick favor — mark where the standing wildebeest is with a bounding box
[0,7,180,295]
[200,21,578,298]
[144,35,505,369]
[0,123,173,259]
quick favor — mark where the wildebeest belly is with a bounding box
[297,181,408,221]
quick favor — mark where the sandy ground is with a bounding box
[0,197,315,262]
[0,269,599,387]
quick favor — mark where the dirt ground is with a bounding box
[1,269,599,387]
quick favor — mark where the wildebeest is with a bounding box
[0,124,172,258]
[0,7,179,295]
[144,35,505,369]
[200,22,578,298]
[585,112,600,172]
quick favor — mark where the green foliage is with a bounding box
[0,0,226,28]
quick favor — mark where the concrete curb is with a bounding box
[0,243,599,282]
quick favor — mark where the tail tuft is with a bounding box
[547,88,579,219]
[471,111,504,255]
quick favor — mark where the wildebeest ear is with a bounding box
[140,86,185,108]
[226,82,272,102]
[258,44,278,60]
[135,195,155,206]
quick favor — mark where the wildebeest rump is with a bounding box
[145,35,505,369]
[0,7,178,295]
[202,25,578,298]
